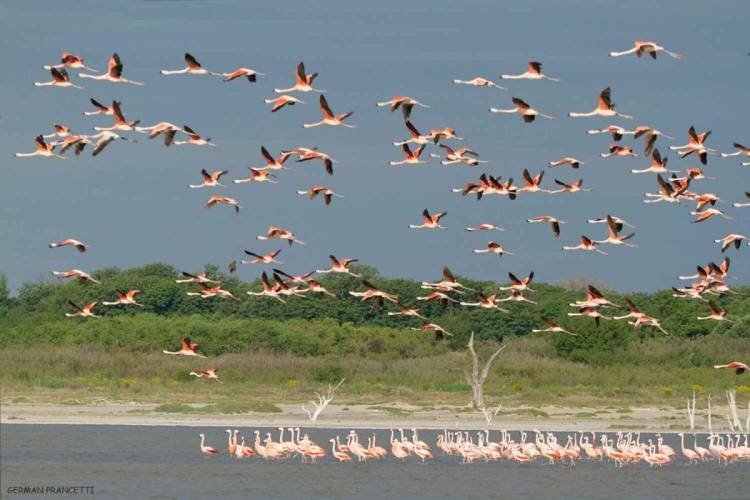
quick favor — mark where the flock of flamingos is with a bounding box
[18,43,748,380]
[196,427,750,467]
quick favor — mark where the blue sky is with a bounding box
[1,0,748,292]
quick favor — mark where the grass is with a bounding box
[153,401,282,414]
[2,334,749,409]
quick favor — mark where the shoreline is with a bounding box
[0,401,724,433]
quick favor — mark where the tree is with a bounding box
[301,378,345,425]
[463,332,506,409]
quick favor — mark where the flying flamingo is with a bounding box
[586,125,634,141]
[392,121,434,146]
[432,145,487,166]
[721,143,750,162]
[272,269,315,285]
[501,61,560,81]
[49,238,88,253]
[175,272,219,284]
[34,68,83,89]
[595,216,637,247]
[52,269,99,283]
[714,234,748,253]
[246,272,286,303]
[93,101,139,132]
[65,301,100,319]
[160,53,220,76]
[190,369,220,381]
[464,223,504,232]
[550,178,590,194]
[304,95,355,128]
[630,149,675,174]
[264,95,305,112]
[205,195,242,214]
[453,77,506,89]
[430,127,463,143]
[274,62,324,93]
[15,135,66,159]
[233,167,277,184]
[490,97,556,122]
[460,293,510,313]
[376,96,430,120]
[633,126,674,155]
[78,53,143,85]
[548,157,584,169]
[409,209,447,229]
[416,291,459,306]
[221,67,265,82]
[410,323,454,340]
[421,266,473,292]
[283,147,337,175]
[609,41,682,60]
[568,87,633,119]
[497,289,537,304]
[189,169,228,188]
[317,255,360,276]
[102,290,143,307]
[258,146,292,170]
[296,185,343,205]
[600,144,637,158]
[43,124,71,139]
[135,122,183,146]
[713,361,748,375]
[44,51,96,71]
[733,192,750,208]
[474,241,513,256]
[84,98,118,116]
[387,302,426,319]
[242,249,283,265]
[568,307,611,327]
[697,301,732,322]
[257,226,306,246]
[303,278,336,298]
[532,316,577,336]
[163,337,206,357]
[563,235,608,255]
[187,282,240,301]
[499,271,535,292]
[643,174,689,204]
[670,126,715,165]
[348,280,399,308]
[174,126,214,146]
[527,215,566,237]
[691,208,732,223]
[390,144,428,166]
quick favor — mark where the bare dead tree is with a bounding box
[707,393,713,434]
[481,402,504,426]
[463,332,506,410]
[726,389,744,432]
[687,389,696,431]
[301,378,345,425]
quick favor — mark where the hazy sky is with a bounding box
[1,0,748,292]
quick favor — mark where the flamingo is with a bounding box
[691,208,732,223]
[49,238,88,253]
[733,192,750,208]
[497,289,537,304]
[432,145,487,166]
[246,272,287,303]
[430,127,463,143]
[222,67,265,82]
[490,97,556,122]
[93,101,139,132]
[303,278,336,298]
[386,302,426,319]
[329,438,352,462]
[296,185,343,205]
[465,223,504,232]
[205,196,242,214]
[52,269,99,284]
[532,316,577,336]
[33,68,83,89]
[233,167,278,184]
[257,226,306,246]
[15,135,66,159]
[317,255,360,276]
[410,322,454,340]
[453,77,506,89]
[284,147,337,175]
[189,169,228,188]
[78,53,143,85]
[409,209,447,229]
[550,178,590,194]
[392,121,434,146]
[499,271,535,292]
[587,125,634,141]
[86,131,134,156]
[568,307,611,327]
[190,369,220,381]
[459,293,510,313]
[609,41,682,60]
[474,241,513,256]
[264,95,305,112]
[670,126,715,165]
[595,215,637,247]
[44,51,96,71]
[714,234,748,253]
[563,235,608,255]
[175,272,219,284]
[304,95,354,128]
[160,53,220,76]
[548,157,584,169]
[713,361,748,375]
[84,98,118,116]
[633,126,674,155]
[390,144,428,166]
[242,249,283,265]
[501,61,560,81]
[721,143,750,161]
[631,149,675,174]
[600,144,638,158]
[174,126,214,146]
[198,434,219,456]
[135,122,183,146]
[187,282,240,301]
[43,123,71,139]
[163,337,206,357]
[568,87,633,119]
[697,301,732,322]
[416,291,459,306]
[421,266,473,292]
[348,280,399,308]
[527,215,565,237]
[274,62,324,93]
[102,290,143,307]
[376,96,430,120]
[258,146,292,171]
[65,301,100,318]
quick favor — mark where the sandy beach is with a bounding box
[1,401,715,432]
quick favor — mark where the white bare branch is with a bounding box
[301,378,345,425]
[465,332,506,410]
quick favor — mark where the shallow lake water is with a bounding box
[1,425,748,499]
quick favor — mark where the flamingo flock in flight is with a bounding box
[19,38,748,396]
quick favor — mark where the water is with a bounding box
[1,424,748,499]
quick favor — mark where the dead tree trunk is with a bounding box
[301,378,345,425]
[463,332,506,410]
